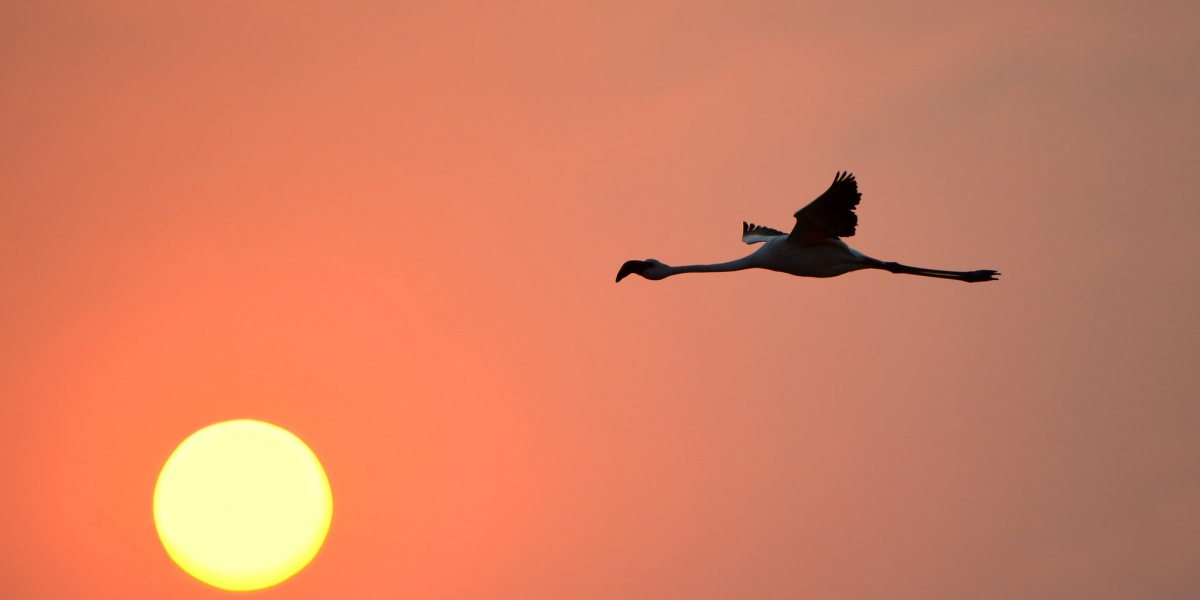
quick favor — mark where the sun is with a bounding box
[153,419,333,591]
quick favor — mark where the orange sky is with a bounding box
[2,1,1198,598]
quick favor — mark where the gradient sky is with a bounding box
[2,1,1199,598]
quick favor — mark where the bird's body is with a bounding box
[750,236,872,278]
[617,172,998,284]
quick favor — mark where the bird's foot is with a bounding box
[963,270,1000,282]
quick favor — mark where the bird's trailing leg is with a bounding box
[877,261,999,283]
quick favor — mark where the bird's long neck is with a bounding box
[665,256,756,277]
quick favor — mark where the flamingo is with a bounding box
[616,172,998,284]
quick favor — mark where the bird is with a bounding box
[616,171,999,284]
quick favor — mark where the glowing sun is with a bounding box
[153,419,333,591]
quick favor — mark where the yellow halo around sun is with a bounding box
[153,419,333,591]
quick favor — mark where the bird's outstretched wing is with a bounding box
[742,221,787,244]
[788,171,861,245]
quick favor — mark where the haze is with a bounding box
[1,1,1198,598]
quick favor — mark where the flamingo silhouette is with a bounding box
[617,172,999,284]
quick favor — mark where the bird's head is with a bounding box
[615,258,670,282]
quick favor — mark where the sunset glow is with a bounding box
[2,2,1198,598]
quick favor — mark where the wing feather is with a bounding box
[742,221,787,244]
[788,171,862,245]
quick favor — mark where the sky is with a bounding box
[1,1,1199,598]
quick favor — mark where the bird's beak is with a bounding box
[616,260,652,282]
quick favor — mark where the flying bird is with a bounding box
[616,172,998,284]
